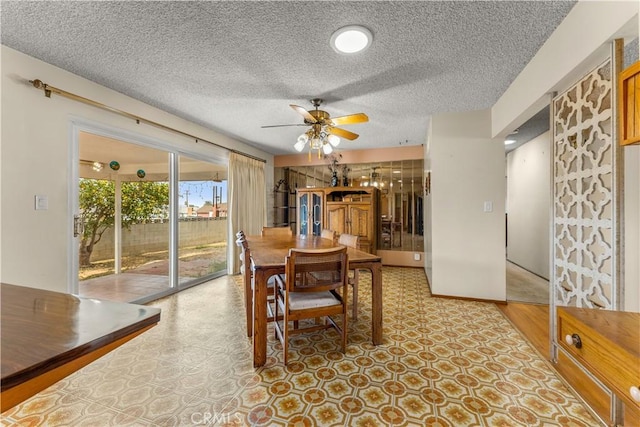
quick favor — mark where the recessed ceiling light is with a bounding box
[330,25,372,54]
[504,139,517,145]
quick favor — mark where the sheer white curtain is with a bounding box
[227,152,266,274]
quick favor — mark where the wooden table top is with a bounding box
[1,283,161,391]
[246,234,381,268]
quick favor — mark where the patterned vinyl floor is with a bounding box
[1,267,599,426]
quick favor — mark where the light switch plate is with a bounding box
[35,195,48,210]
[483,201,493,213]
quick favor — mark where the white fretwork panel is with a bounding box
[553,60,614,309]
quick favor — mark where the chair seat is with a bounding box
[289,291,341,310]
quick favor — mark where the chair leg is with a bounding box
[273,287,279,340]
[352,269,360,320]
[283,312,289,365]
[351,282,358,321]
[245,272,253,337]
[342,310,347,354]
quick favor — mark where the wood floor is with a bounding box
[498,301,550,359]
[500,261,551,359]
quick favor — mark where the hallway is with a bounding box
[506,261,549,305]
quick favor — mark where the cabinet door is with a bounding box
[350,204,372,251]
[310,191,323,236]
[326,204,348,235]
[349,205,372,238]
[297,191,310,236]
[297,190,323,236]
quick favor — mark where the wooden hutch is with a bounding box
[296,186,380,254]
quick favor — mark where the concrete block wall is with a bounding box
[90,218,227,260]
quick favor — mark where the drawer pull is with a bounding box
[631,386,640,403]
[565,333,582,349]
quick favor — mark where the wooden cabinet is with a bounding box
[620,60,640,146]
[327,203,374,252]
[555,307,640,426]
[325,187,380,254]
[296,189,324,237]
[295,187,380,254]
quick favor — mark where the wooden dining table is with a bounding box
[247,234,383,367]
[1,283,161,412]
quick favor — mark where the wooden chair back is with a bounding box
[321,229,335,242]
[338,233,359,249]
[286,247,348,294]
[236,230,280,337]
[261,226,293,237]
[337,233,361,320]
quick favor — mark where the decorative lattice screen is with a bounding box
[552,59,616,309]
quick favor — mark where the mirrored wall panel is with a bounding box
[275,159,424,252]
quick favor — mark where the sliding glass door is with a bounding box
[77,131,227,303]
[78,133,171,302]
[178,156,227,284]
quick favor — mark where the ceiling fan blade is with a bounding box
[261,124,308,128]
[327,127,359,140]
[290,104,317,123]
[330,113,369,126]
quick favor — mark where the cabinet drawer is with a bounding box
[554,349,611,424]
[557,307,640,413]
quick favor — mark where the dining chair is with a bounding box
[261,226,293,237]
[273,247,349,365]
[236,232,279,337]
[321,228,335,242]
[338,233,360,320]
[235,234,254,336]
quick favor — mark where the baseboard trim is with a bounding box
[431,293,507,305]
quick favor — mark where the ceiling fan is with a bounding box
[262,99,368,156]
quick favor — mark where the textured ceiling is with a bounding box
[1,1,577,156]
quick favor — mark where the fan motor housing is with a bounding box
[306,109,330,124]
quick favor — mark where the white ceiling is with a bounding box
[1,1,577,156]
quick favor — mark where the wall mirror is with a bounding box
[274,159,424,252]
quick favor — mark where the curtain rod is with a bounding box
[29,79,266,164]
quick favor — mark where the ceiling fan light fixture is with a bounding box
[330,25,372,54]
[294,133,309,152]
[322,143,333,155]
[294,140,306,152]
[327,134,340,147]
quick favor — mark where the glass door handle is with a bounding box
[73,214,85,237]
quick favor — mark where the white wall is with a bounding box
[428,109,506,301]
[0,46,273,292]
[506,132,551,279]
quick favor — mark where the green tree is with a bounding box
[79,179,169,267]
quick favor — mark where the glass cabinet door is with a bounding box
[298,192,309,235]
[311,192,323,236]
[297,190,323,236]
